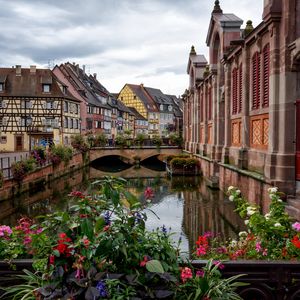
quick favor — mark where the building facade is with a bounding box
[183,0,300,205]
[0,66,80,151]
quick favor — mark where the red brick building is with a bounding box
[183,0,300,209]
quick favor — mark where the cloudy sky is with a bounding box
[0,0,262,96]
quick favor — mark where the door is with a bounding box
[15,135,23,151]
[296,100,300,180]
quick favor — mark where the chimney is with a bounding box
[93,73,97,79]
[76,64,79,75]
[82,65,86,74]
[30,65,36,74]
[16,65,21,76]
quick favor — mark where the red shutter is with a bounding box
[232,68,238,114]
[263,44,270,107]
[208,88,212,120]
[238,64,242,113]
[200,92,203,122]
[252,52,261,110]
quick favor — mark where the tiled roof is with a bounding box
[127,84,158,112]
[128,107,147,120]
[0,67,78,101]
[144,87,174,105]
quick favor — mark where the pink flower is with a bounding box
[196,245,207,256]
[292,222,300,232]
[0,225,12,237]
[24,236,32,245]
[196,270,205,277]
[255,242,262,253]
[181,267,193,282]
[144,187,154,200]
[213,260,225,270]
[262,248,268,256]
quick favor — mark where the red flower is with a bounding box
[181,267,193,283]
[49,255,55,265]
[82,237,90,247]
[144,187,154,200]
[69,191,85,198]
[140,255,149,267]
[291,235,300,249]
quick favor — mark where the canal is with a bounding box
[0,158,244,256]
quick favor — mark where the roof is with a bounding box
[0,66,79,101]
[187,53,208,73]
[126,84,158,112]
[128,107,147,120]
[144,87,174,105]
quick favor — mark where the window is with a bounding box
[0,83,3,92]
[44,118,58,127]
[64,101,68,112]
[46,101,54,109]
[238,64,243,113]
[262,44,270,107]
[1,136,7,144]
[252,52,261,110]
[43,84,50,93]
[64,117,68,128]
[133,95,137,100]
[20,117,32,126]
[21,100,32,109]
[208,87,212,120]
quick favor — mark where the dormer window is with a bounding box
[43,84,50,93]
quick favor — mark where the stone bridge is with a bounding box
[89,146,181,163]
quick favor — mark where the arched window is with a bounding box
[262,44,270,107]
[252,52,261,110]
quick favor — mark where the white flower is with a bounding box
[268,187,278,193]
[228,186,235,192]
[274,222,281,227]
[229,195,234,202]
[247,210,256,216]
[264,213,271,220]
[238,231,248,237]
[230,240,237,247]
[236,189,241,195]
[146,199,152,203]
[244,220,249,225]
[277,199,283,203]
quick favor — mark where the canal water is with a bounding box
[0,160,244,256]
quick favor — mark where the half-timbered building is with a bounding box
[0,65,80,151]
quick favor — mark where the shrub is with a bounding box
[115,134,127,148]
[71,134,89,153]
[169,133,183,147]
[134,133,146,147]
[31,146,47,166]
[152,135,162,148]
[11,157,36,182]
[170,157,198,169]
[95,132,108,147]
[49,144,73,166]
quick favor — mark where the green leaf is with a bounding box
[146,260,165,274]
[95,217,105,232]
[81,218,93,240]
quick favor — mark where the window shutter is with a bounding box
[42,118,46,125]
[252,52,261,110]
[238,64,243,113]
[208,88,212,120]
[263,44,270,107]
[232,68,238,115]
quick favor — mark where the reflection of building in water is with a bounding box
[182,180,244,252]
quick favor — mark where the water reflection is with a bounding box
[0,167,244,255]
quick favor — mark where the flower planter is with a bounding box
[2,259,300,299]
[166,164,200,176]
[192,260,300,300]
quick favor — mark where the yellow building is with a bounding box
[0,66,81,151]
[118,83,159,137]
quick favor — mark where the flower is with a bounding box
[292,222,300,232]
[291,236,300,249]
[227,186,235,192]
[213,260,225,270]
[255,242,262,253]
[144,187,154,200]
[103,211,111,225]
[196,245,207,256]
[96,280,108,298]
[236,189,241,195]
[181,267,193,282]
[196,270,205,277]
[274,222,281,227]
[244,220,249,225]
[268,187,278,193]
[238,231,248,237]
[140,255,150,267]
[264,213,271,220]
[69,191,85,198]
[0,225,12,237]
[228,195,234,202]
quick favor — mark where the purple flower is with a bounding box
[104,211,111,225]
[161,225,167,235]
[196,270,205,277]
[96,280,107,297]
[213,260,225,270]
[292,222,300,232]
[0,225,12,237]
